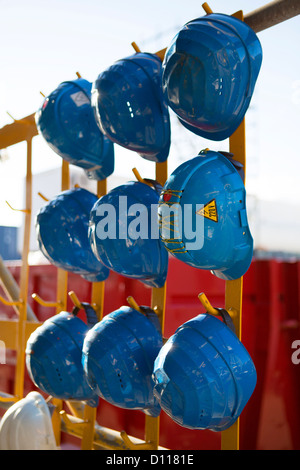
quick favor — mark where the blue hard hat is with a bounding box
[158,150,253,280]
[88,180,168,288]
[162,13,262,141]
[35,77,114,180]
[82,305,163,416]
[152,309,257,431]
[26,303,99,407]
[36,187,110,283]
[91,52,171,162]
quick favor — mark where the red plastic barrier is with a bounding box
[0,256,299,450]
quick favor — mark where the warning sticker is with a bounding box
[196,199,218,222]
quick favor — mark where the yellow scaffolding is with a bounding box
[0,0,298,451]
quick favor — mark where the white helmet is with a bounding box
[0,392,57,450]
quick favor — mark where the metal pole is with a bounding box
[244,0,300,33]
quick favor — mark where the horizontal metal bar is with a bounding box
[0,113,38,149]
[244,0,300,32]
[60,413,156,450]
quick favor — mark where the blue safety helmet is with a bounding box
[36,187,110,282]
[91,52,171,162]
[158,150,253,280]
[82,305,163,416]
[35,77,114,180]
[88,180,168,288]
[153,309,256,431]
[162,13,262,141]
[26,303,99,407]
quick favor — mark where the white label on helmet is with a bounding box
[70,91,90,107]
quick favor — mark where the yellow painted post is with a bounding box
[14,138,32,399]
[51,159,70,447]
[221,94,246,452]
[144,159,168,449]
[219,8,246,452]
[80,178,107,450]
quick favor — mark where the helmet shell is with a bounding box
[36,187,110,283]
[82,306,163,416]
[26,309,98,406]
[162,13,262,141]
[88,181,168,288]
[152,313,257,431]
[35,78,114,180]
[158,150,253,280]
[0,392,57,450]
[92,52,171,162]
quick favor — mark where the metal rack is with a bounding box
[0,0,298,451]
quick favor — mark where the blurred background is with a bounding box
[0,0,299,260]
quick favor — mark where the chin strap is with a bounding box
[72,302,98,328]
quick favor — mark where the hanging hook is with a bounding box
[155,47,167,62]
[59,410,88,431]
[68,290,83,309]
[37,192,49,202]
[0,293,22,307]
[126,296,143,313]
[5,201,30,214]
[198,292,219,316]
[132,168,152,187]
[6,111,16,122]
[202,2,213,14]
[120,431,153,450]
[31,293,62,309]
[131,41,141,53]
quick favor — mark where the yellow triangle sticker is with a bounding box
[196,199,218,222]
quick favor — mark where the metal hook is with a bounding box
[155,47,167,62]
[60,410,88,431]
[0,293,22,307]
[126,296,143,313]
[5,201,30,214]
[132,168,153,187]
[120,431,153,450]
[198,292,219,316]
[131,41,141,53]
[6,111,16,122]
[32,293,62,309]
[37,192,49,202]
[68,290,83,310]
[202,2,213,14]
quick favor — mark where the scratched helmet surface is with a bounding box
[91,52,171,162]
[158,150,253,280]
[35,77,114,180]
[162,13,262,141]
[36,187,110,283]
[82,305,163,416]
[152,310,257,430]
[26,304,99,407]
[88,180,168,287]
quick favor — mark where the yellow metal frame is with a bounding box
[0,2,265,451]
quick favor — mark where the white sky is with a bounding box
[0,0,299,231]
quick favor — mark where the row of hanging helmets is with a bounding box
[28,12,262,433]
[25,298,257,432]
